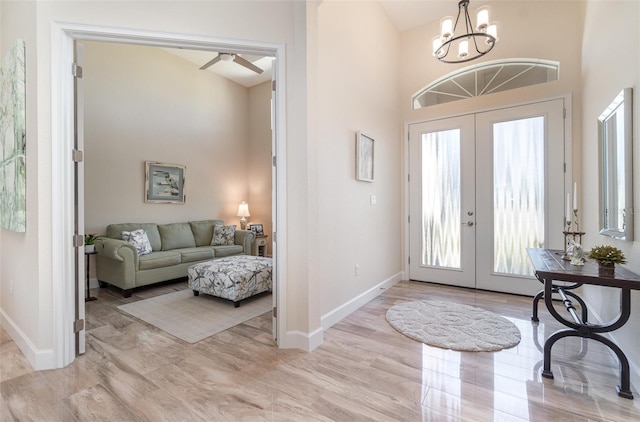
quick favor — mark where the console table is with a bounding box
[527,248,640,399]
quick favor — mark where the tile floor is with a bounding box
[1,279,640,421]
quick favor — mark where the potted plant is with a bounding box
[84,234,102,253]
[587,245,626,277]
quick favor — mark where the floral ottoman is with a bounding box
[187,256,272,307]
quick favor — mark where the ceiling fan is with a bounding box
[199,52,263,74]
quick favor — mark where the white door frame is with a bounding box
[403,95,573,288]
[51,22,288,367]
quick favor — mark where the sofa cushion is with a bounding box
[212,225,236,246]
[158,223,196,250]
[177,247,215,263]
[138,251,181,270]
[212,245,244,257]
[189,219,224,247]
[107,223,161,251]
[121,229,152,256]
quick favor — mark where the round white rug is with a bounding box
[386,300,521,352]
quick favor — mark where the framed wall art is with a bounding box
[356,131,374,182]
[0,39,26,232]
[145,161,186,203]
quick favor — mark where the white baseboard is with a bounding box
[278,273,401,352]
[321,272,402,331]
[279,327,324,352]
[0,308,55,370]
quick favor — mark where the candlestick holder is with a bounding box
[562,209,586,260]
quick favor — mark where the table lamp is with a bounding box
[237,201,250,230]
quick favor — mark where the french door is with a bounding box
[408,99,566,296]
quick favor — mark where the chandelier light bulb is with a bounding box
[458,40,469,58]
[476,8,489,31]
[432,37,444,56]
[487,24,498,43]
[441,17,454,39]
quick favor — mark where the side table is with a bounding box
[85,250,98,302]
[252,235,269,257]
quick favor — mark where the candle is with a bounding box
[573,182,578,211]
[566,194,571,223]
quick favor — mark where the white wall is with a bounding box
[0,0,51,356]
[580,0,640,387]
[83,41,255,231]
[313,0,402,329]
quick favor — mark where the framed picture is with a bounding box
[0,40,26,232]
[249,224,264,236]
[145,161,186,203]
[356,131,374,182]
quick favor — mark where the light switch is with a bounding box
[370,195,377,205]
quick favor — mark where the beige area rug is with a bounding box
[386,300,521,352]
[117,290,271,343]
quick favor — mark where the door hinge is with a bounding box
[563,107,566,118]
[72,149,83,163]
[272,156,276,167]
[563,162,566,173]
[408,174,410,183]
[73,234,84,247]
[408,215,410,224]
[273,307,277,318]
[73,319,85,333]
[272,80,276,91]
[408,256,411,264]
[72,63,83,78]
[272,231,276,242]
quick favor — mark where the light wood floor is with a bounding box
[2,279,640,421]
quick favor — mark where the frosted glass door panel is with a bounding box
[409,115,476,288]
[421,130,461,268]
[493,117,545,276]
[476,99,565,296]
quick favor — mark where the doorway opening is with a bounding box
[51,23,287,367]
[79,39,275,348]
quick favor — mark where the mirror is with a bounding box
[598,87,633,240]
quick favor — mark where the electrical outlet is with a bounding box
[370,195,377,205]
[355,264,360,277]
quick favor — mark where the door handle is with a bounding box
[462,221,474,227]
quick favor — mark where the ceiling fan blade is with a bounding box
[199,55,221,70]
[233,55,264,74]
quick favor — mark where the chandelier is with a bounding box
[432,0,498,64]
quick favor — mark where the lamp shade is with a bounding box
[237,201,250,218]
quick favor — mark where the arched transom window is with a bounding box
[413,59,560,109]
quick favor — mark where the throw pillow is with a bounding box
[211,225,236,246]
[158,223,196,251]
[121,229,152,256]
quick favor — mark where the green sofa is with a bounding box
[95,219,255,297]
